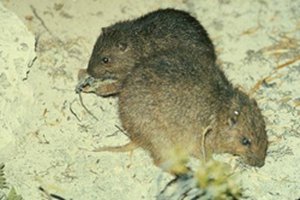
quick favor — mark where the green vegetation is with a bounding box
[0,163,23,200]
[158,148,242,200]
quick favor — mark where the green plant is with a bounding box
[194,160,242,200]
[0,163,23,200]
[157,157,242,200]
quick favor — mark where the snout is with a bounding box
[78,69,88,80]
[86,57,104,78]
[87,66,116,81]
[87,65,98,78]
[243,155,265,167]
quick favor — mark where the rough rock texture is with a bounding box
[0,0,299,199]
[0,3,36,160]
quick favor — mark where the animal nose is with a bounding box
[87,65,103,79]
[255,160,265,168]
[87,58,100,78]
[87,66,96,77]
[243,152,266,167]
[247,157,265,167]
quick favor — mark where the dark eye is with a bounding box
[241,137,251,146]
[102,57,109,64]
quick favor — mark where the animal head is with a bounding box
[217,90,268,167]
[87,27,135,82]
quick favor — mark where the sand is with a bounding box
[0,0,299,199]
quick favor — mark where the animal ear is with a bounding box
[101,27,108,34]
[118,42,128,52]
[228,110,239,127]
[228,117,236,127]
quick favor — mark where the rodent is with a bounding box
[86,8,216,82]
[77,8,268,172]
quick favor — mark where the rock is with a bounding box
[0,2,36,160]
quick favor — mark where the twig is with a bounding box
[69,99,81,122]
[23,56,37,81]
[30,5,63,44]
[275,55,300,70]
[114,124,129,137]
[50,193,66,200]
[250,54,300,94]
[30,5,52,36]
[158,176,179,196]
[78,92,99,121]
[39,186,67,200]
[34,33,41,52]
[38,186,51,200]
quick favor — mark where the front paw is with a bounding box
[75,68,119,96]
[75,68,95,93]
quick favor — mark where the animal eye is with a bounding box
[241,137,251,146]
[102,57,109,64]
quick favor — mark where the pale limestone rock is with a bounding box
[0,2,36,160]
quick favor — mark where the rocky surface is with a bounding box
[0,0,299,199]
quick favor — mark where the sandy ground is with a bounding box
[0,0,299,199]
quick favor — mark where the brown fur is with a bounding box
[77,9,268,171]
